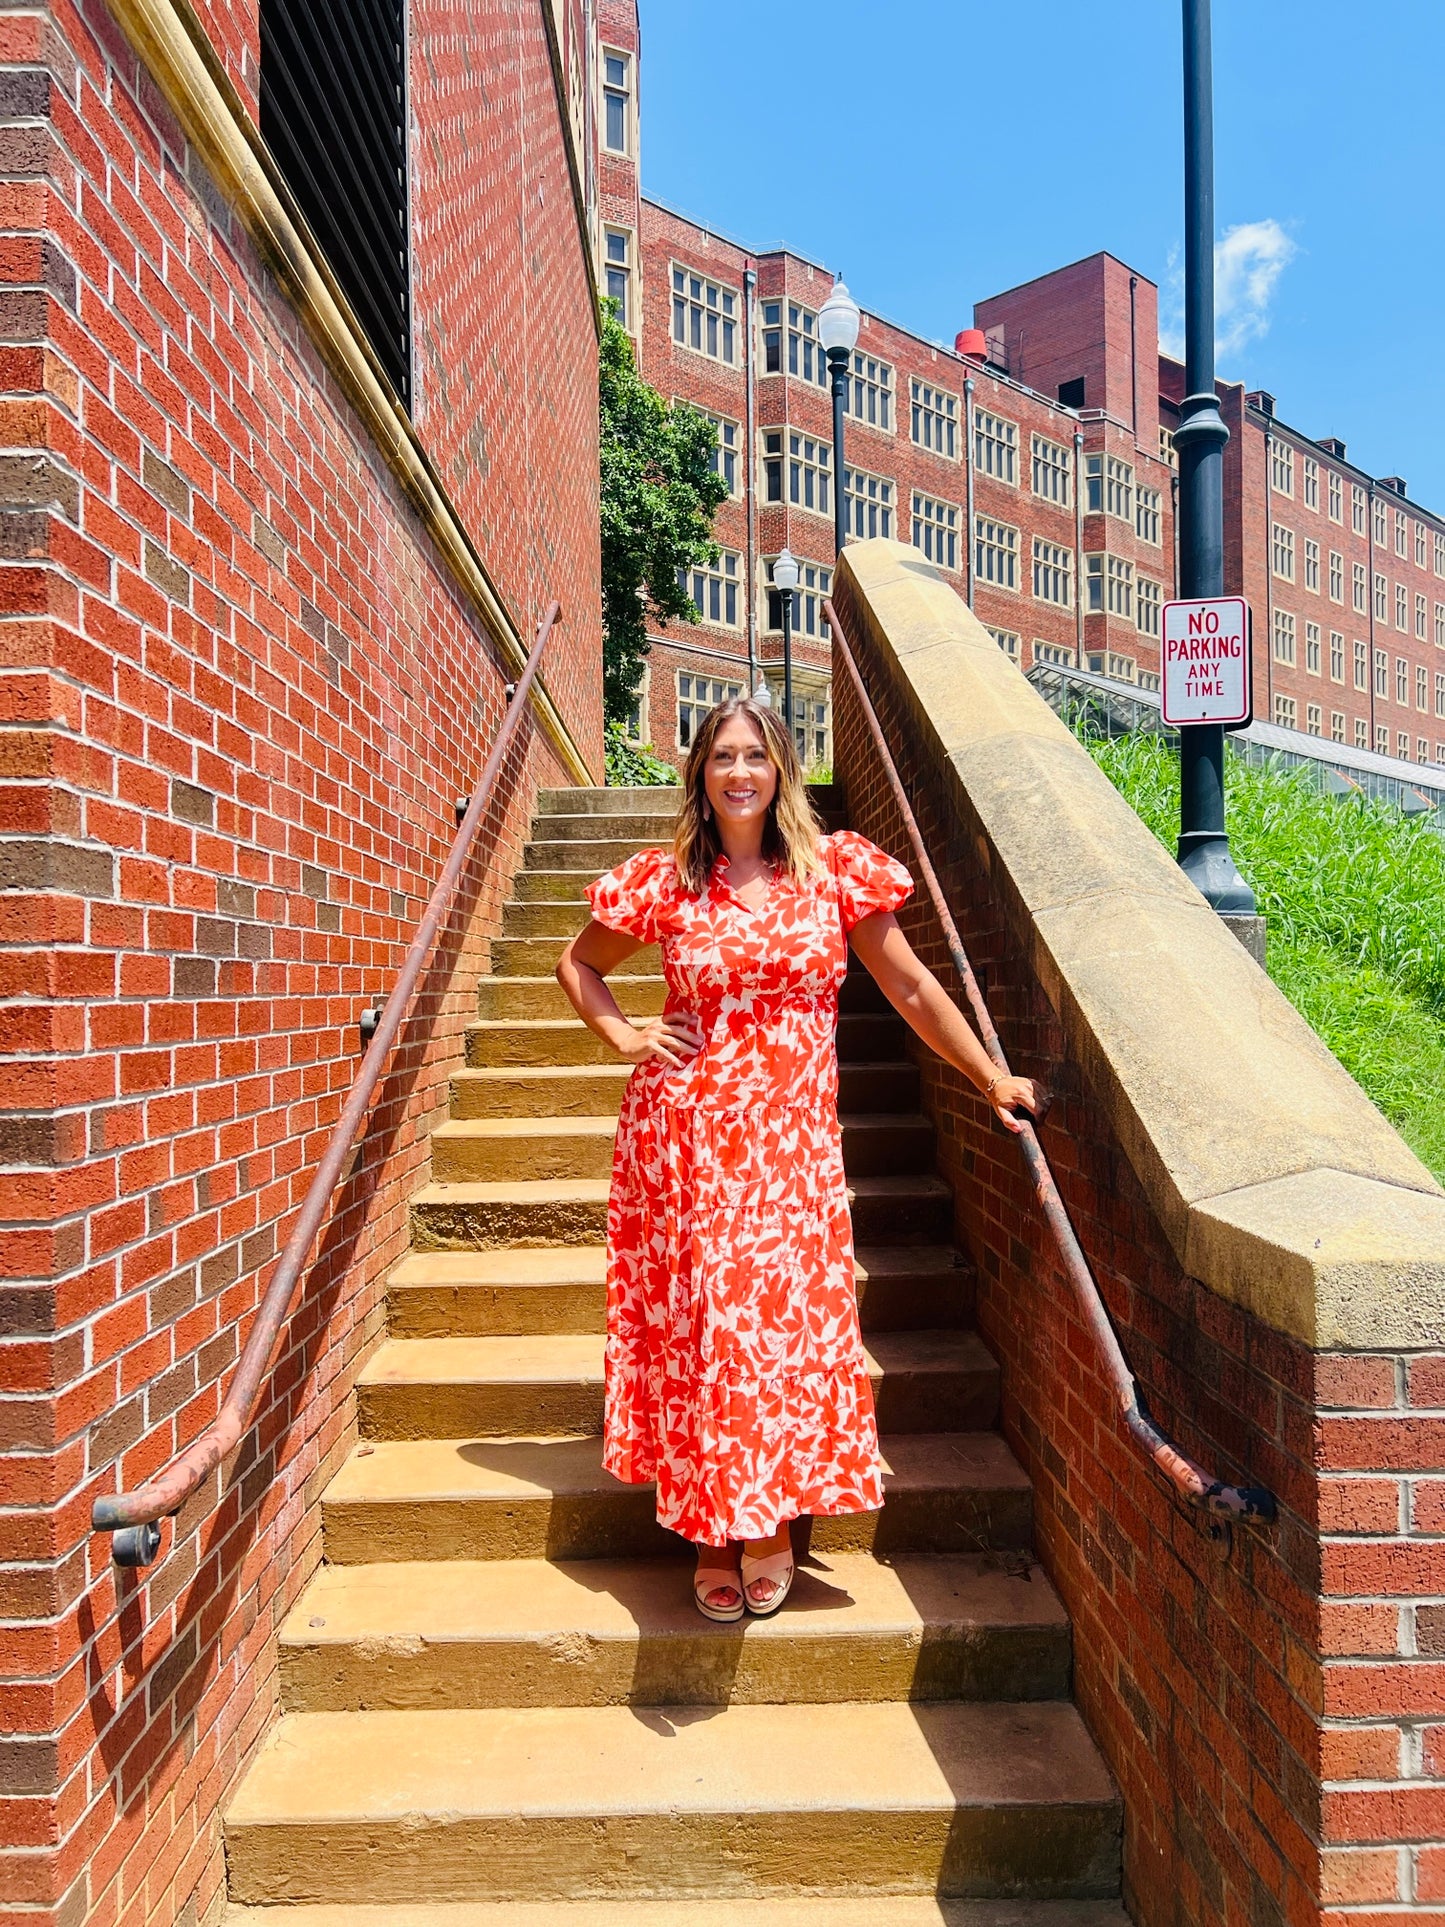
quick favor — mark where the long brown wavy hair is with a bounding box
[673,696,822,895]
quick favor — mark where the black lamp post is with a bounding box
[819,278,861,564]
[774,547,800,747]
[1174,0,1256,914]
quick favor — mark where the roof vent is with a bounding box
[1379,475,1407,496]
[1247,389,1276,417]
[954,328,987,359]
[1316,436,1346,459]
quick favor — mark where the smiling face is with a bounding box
[701,712,779,831]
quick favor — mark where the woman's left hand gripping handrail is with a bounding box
[91,602,563,1567]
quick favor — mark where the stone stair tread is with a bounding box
[280,1550,1066,1655]
[430,1110,930,1138]
[357,1329,997,1397]
[413,1174,952,1210]
[226,1905,1129,1926]
[388,1244,965,1290]
[226,1699,1117,1829]
[325,1430,1030,1507]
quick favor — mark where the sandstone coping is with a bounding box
[836,539,1445,1352]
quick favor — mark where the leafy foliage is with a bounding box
[1080,728,1445,1180]
[604,723,678,788]
[599,307,729,725]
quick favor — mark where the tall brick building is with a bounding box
[600,0,1445,772]
[1,2,602,1922]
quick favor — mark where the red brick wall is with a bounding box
[831,564,1445,1926]
[0,3,599,1922]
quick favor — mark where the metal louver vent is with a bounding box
[260,0,411,406]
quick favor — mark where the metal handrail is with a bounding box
[93,601,562,1566]
[825,597,1277,1526]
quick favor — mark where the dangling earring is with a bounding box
[702,798,712,822]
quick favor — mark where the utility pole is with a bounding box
[1173,0,1256,916]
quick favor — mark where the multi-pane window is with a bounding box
[1352,485,1367,535]
[1353,562,1368,613]
[1417,521,1429,568]
[1329,549,1344,602]
[695,408,739,495]
[1419,666,1430,713]
[1420,738,1431,764]
[911,492,959,570]
[1136,576,1161,637]
[845,352,893,431]
[1305,622,1321,674]
[1355,718,1369,749]
[1373,498,1388,547]
[604,229,633,328]
[673,266,738,363]
[1395,510,1408,558]
[761,429,831,514]
[677,673,742,748]
[1031,433,1072,505]
[1032,538,1072,607]
[678,549,740,627]
[1374,572,1388,621]
[1307,703,1322,736]
[1086,553,1134,617]
[841,466,894,541]
[1331,711,1345,743]
[1328,470,1342,522]
[1396,583,1409,631]
[1397,657,1410,704]
[1304,538,1320,592]
[1272,524,1295,580]
[1270,440,1294,495]
[602,48,632,153]
[911,379,958,458]
[1086,650,1139,683]
[764,556,832,638]
[974,409,1018,483]
[1437,602,1445,648]
[1303,456,1319,510]
[974,516,1019,588]
[1437,671,1445,719]
[1436,532,1445,576]
[1375,724,1389,754]
[1136,485,1161,545]
[1417,592,1429,641]
[1034,641,1075,667]
[761,301,826,386]
[1159,426,1177,468]
[1375,647,1389,697]
[1330,631,1344,682]
[1354,640,1368,691]
[1106,457,1134,520]
[1272,609,1296,666]
[1273,693,1297,728]
[1399,731,1410,759]
[988,626,1020,663]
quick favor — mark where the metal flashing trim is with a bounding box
[105,0,595,785]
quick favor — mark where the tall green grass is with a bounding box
[1080,731,1445,1182]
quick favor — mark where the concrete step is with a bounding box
[277,1549,1069,1712]
[386,1244,973,1339]
[524,836,673,873]
[463,1008,908,1068]
[223,1700,1119,1905]
[427,1112,934,1185]
[320,1430,1033,1565]
[225,1903,1131,1927]
[448,1060,921,1119]
[492,935,660,975]
[355,1329,999,1442]
[500,898,609,938]
[410,1173,954,1251]
[476,974,667,1019]
[531,811,683,843]
[534,783,843,817]
[474,973,891,1020]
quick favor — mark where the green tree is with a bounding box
[599,306,729,724]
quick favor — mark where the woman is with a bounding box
[555,698,1038,1621]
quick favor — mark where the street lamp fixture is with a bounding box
[820,278,861,561]
[773,546,801,748]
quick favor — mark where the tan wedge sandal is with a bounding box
[694,1564,745,1622]
[739,1546,795,1616]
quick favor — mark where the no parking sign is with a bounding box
[1160,595,1252,728]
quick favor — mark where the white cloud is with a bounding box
[1158,219,1299,365]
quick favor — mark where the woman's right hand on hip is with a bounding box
[613,1011,704,1070]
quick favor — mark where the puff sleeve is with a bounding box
[584,846,674,944]
[826,830,914,935]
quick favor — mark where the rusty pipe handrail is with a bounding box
[93,601,563,1566]
[824,597,1276,1526]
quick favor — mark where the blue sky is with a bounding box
[638,0,1445,509]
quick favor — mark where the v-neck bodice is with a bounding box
[584,831,915,1113]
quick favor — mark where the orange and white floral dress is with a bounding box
[584,829,914,1545]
